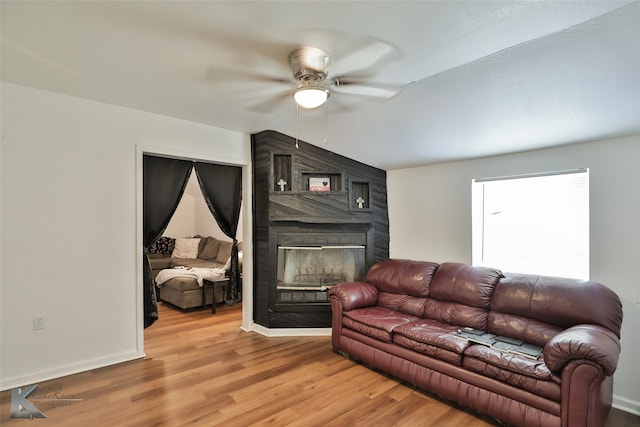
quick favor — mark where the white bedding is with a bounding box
[155,266,226,287]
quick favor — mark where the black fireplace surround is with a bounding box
[252,130,389,328]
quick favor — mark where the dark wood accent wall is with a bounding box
[252,130,389,328]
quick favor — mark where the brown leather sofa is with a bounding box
[328,259,623,427]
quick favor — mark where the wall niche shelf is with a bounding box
[350,181,371,210]
[301,172,342,192]
[273,154,292,192]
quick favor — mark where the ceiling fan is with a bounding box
[288,45,403,110]
[231,40,405,113]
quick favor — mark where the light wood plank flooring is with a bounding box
[1,302,637,426]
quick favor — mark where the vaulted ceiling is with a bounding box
[2,1,639,169]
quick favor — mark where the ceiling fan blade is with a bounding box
[205,66,292,85]
[325,96,360,114]
[247,91,291,113]
[330,36,402,77]
[331,79,403,99]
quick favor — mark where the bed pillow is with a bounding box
[148,236,175,255]
[171,238,201,259]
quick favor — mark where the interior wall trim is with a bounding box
[135,142,253,357]
[0,351,143,392]
[612,395,640,416]
[247,323,331,337]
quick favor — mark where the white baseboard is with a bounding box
[0,350,144,392]
[613,394,640,416]
[246,323,331,337]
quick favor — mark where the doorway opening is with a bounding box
[136,147,251,357]
[152,169,244,312]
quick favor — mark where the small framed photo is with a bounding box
[308,177,331,192]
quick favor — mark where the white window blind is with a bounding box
[472,169,589,280]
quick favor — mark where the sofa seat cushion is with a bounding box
[393,319,469,365]
[463,344,561,401]
[394,319,468,353]
[343,307,421,343]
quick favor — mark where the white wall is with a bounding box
[0,82,251,390]
[189,172,244,242]
[164,171,244,242]
[194,199,245,243]
[387,134,640,414]
[164,192,196,238]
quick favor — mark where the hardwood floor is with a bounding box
[1,302,638,426]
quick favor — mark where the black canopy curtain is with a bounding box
[143,155,192,327]
[194,162,243,304]
[143,154,243,328]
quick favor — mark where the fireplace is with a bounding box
[252,130,389,328]
[272,228,372,305]
[276,245,366,302]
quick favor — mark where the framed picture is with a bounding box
[308,177,331,192]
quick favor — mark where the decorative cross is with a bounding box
[277,178,287,191]
[356,196,365,209]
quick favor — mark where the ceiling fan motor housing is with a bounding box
[288,47,332,81]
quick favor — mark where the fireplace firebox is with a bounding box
[276,245,365,302]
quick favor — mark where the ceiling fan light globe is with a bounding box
[293,87,329,109]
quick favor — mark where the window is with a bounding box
[472,169,589,280]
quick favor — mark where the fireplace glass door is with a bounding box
[276,245,366,297]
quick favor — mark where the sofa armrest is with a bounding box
[149,256,172,270]
[544,324,621,376]
[328,282,378,311]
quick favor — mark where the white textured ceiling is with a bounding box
[2,1,639,169]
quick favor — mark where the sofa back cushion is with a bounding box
[216,240,233,264]
[423,299,491,330]
[367,260,438,316]
[423,263,502,329]
[198,237,221,260]
[429,263,502,308]
[377,292,427,317]
[487,312,563,347]
[367,259,438,297]
[490,273,623,339]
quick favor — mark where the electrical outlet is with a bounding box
[33,316,45,331]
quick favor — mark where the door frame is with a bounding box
[135,144,253,357]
